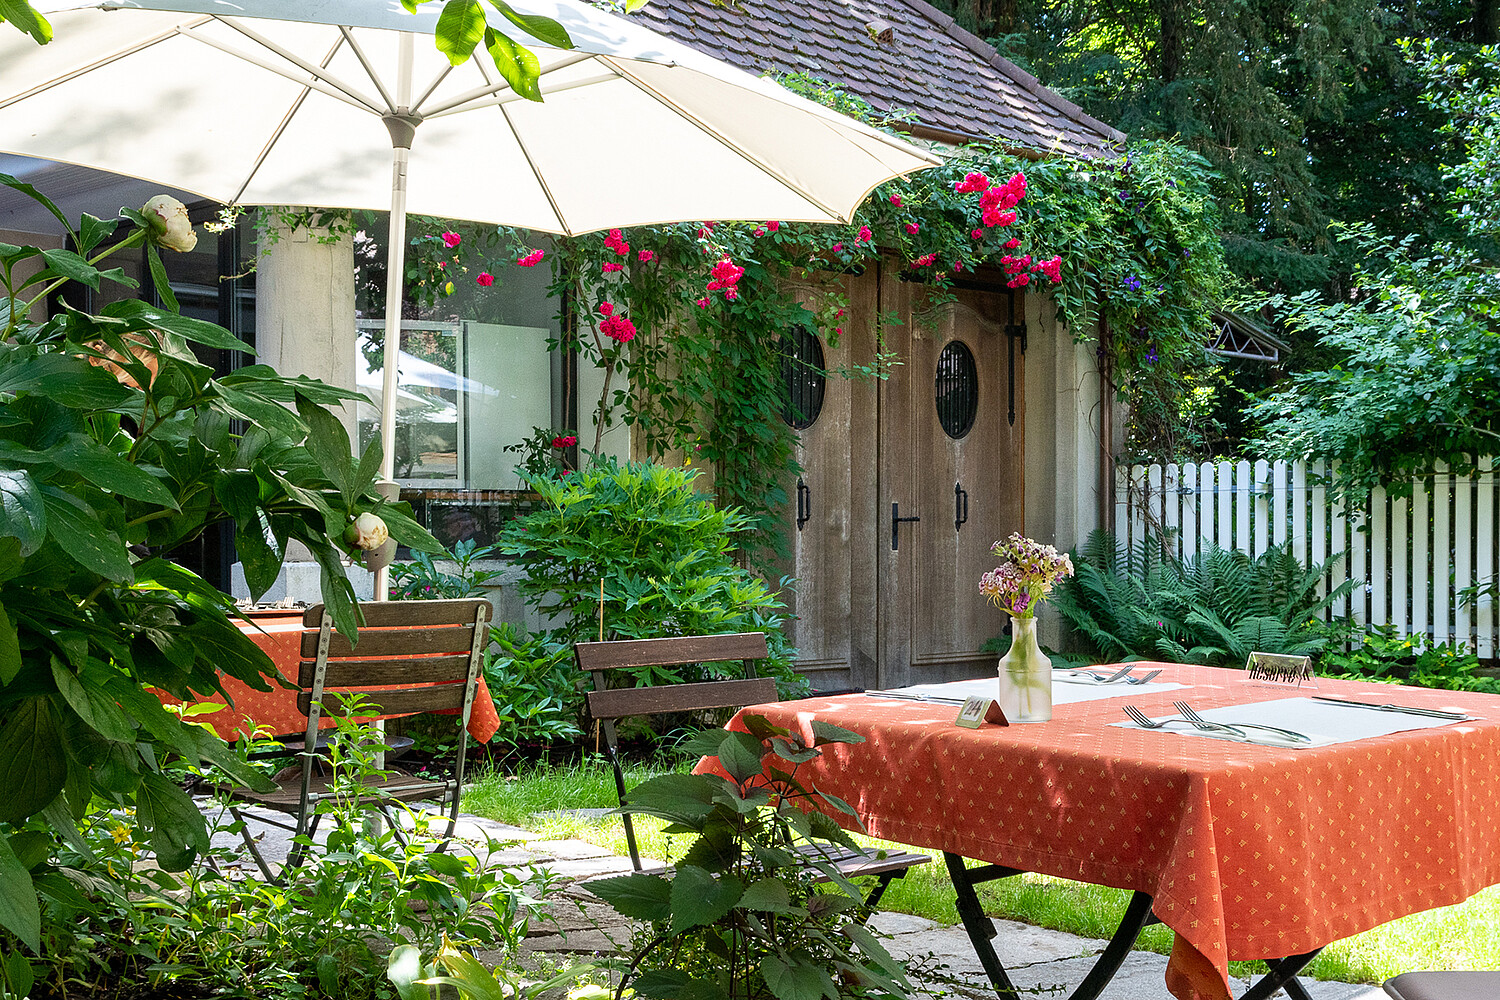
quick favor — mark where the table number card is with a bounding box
[1245,651,1316,687]
[956,697,1009,728]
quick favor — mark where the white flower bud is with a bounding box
[343,512,389,551]
[141,194,198,252]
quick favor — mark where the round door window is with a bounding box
[780,325,826,430]
[935,341,978,439]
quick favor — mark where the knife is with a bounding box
[864,691,967,705]
[1311,695,1469,721]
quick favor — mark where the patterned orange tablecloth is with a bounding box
[162,613,500,744]
[731,663,1500,1000]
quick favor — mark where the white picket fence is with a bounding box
[1114,459,1499,657]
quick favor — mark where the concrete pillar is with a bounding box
[232,214,375,602]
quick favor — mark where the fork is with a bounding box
[1122,704,1236,734]
[1123,669,1163,685]
[1066,665,1137,683]
[1173,701,1311,743]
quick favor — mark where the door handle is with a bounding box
[796,478,811,531]
[954,482,969,532]
[891,501,920,550]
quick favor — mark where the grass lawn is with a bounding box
[462,756,1500,985]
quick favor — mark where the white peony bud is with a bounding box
[343,512,389,551]
[141,195,198,252]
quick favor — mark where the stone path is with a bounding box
[218,804,1388,1000]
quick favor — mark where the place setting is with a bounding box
[1114,695,1475,748]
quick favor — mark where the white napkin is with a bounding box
[1112,696,1470,748]
[870,676,1185,706]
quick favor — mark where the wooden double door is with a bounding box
[779,266,1025,691]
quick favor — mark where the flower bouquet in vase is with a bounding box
[980,533,1073,722]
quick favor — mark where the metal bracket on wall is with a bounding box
[796,478,811,531]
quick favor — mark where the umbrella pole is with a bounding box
[374,33,417,604]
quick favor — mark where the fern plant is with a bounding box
[1053,531,1355,668]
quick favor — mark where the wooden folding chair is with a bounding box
[575,632,929,908]
[221,598,491,881]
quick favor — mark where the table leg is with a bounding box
[1239,949,1321,1000]
[943,853,1158,1000]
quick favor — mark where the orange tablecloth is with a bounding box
[164,614,500,744]
[731,664,1500,1000]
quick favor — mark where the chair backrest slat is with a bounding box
[298,684,466,718]
[299,623,481,659]
[587,677,777,721]
[302,599,491,629]
[296,653,474,689]
[574,632,768,672]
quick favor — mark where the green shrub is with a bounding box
[485,622,585,750]
[389,538,502,600]
[1052,530,1354,668]
[498,460,806,699]
[1317,624,1500,693]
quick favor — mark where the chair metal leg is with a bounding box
[229,805,281,884]
[286,811,322,872]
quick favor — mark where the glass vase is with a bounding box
[997,616,1051,723]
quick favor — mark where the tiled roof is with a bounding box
[636,0,1123,158]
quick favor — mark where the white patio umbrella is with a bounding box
[1,0,937,485]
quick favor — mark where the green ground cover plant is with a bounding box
[12,710,556,999]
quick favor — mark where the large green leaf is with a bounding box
[486,0,571,48]
[211,383,305,438]
[144,242,178,311]
[379,501,443,553]
[482,26,542,103]
[47,433,177,506]
[296,395,356,503]
[586,872,672,921]
[737,878,797,914]
[435,0,487,64]
[715,729,766,783]
[760,956,836,1000]
[0,354,133,409]
[0,833,39,952]
[75,214,118,256]
[39,248,101,289]
[50,656,135,743]
[134,771,208,871]
[0,601,19,684]
[0,696,66,822]
[103,300,252,352]
[40,487,132,581]
[0,172,65,231]
[668,866,741,934]
[0,469,45,555]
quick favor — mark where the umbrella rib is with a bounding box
[420,52,595,118]
[496,101,571,235]
[178,24,380,116]
[339,26,397,112]
[229,36,349,206]
[602,55,907,222]
[199,15,384,115]
[426,69,618,118]
[411,64,457,116]
[0,16,215,111]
